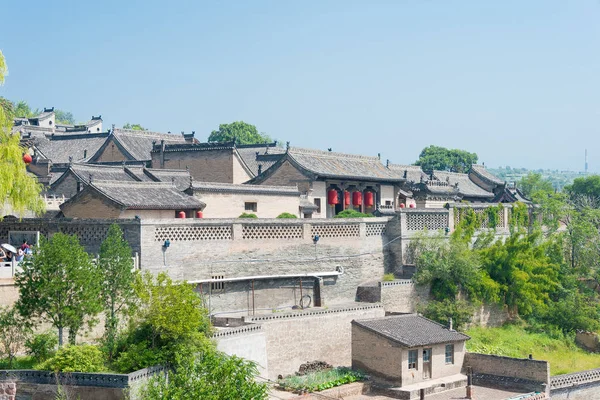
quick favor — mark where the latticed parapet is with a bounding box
[154,225,232,241]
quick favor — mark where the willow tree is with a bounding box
[0,50,45,218]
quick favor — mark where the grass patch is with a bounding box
[466,325,600,375]
[0,356,36,369]
[382,273,395,282]
[277,367,365,392]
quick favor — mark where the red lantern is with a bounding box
[344,191,350,206]
[399,203,405,208]
[409,203,415,208]
[196,210,203,219]
[23,153,32,164]
[365,192,374,207]
[177,211,186,218]
[327,189,339,205]
[352,191,362,206]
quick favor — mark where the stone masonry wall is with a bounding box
[245,304,384,380]
[0,381,15,400]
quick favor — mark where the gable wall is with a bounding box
[259,160,313,193]
[50,173,80,198]
[232,154,253,184]
[352,325,403,385]
[156,150,235,183]
[61,192,121,219]
[94,139,128,162]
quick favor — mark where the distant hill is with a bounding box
[488,166,588,191]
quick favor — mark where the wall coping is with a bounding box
[212,324,263,338]
[244,304,383,322]
[380,279,413,287]
[550,367,600,389]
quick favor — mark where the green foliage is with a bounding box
[277,367,365,393]
[382,273,395,282]
[417,299,474,331]
[141,349,268,400]
[485,204,503,229]
[414,145,478,173]
[566,175,600,200]
[509,202,530,233]
[113,272,211,373]
[276,212,297,219]
[54,110,75,125]
[466,325,600,375]
[208,121,271,145]
[518,172,554,198]
[0,62,46,218]
[38,344,104,373]
[123,123,147,131]
[334,209,374,218]
[15,233,103,346]
[238,212,258,218]
[25,332,58,363]
[0,306,31,368]
[99,224,136,361]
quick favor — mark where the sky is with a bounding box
[0,0,598,171]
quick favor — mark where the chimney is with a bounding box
[258,165,262,175]
[160,140,165,168]
[89,174,93,184]
[448,318,454,331]
[378,153,381,160]
[83,149,87,159]
[386,159,390,168]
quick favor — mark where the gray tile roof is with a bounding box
[433,171,494,198]
[151,141,237,153]
[111,129,186,161]
[68,163,137,183]
[388,164,428,182]
[235,144,286,177]
[33,133,110,164]
[144,168,192,190]
[470,164,504,186]
[288,147,404,182]
[189,182,299,196]
[85,181,205,210]
[352,314,470,347]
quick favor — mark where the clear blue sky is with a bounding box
[1,1,598,171]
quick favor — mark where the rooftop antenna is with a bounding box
[585,149,588,176]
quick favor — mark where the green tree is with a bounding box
[0,306,31,368]
[208,121,271,145]
[123,123,147,131]
[0,52,45,218]
[99,224,136,360]
[518,172,554,198]
[15,234,103,346]
[566,175,600,201]
[54,109,75,125]
[141,349,268,400]
[417,299,474,331]
[13,100,36,118]
[414,145,478,173]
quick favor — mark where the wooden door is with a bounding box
[423,348,432,379]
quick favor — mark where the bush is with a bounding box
[277,367,366,392]
[334,209,374,218]
[37,344,105,373]
[417,299,474,331]
[382,273,395,282]
[276,212,297,219]
[238,213,258,218]
[25,332,57,363]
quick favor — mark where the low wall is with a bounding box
[214,324,269,378]
[463,353,549,393]
[244,303,384,380]
[551,368,600,399]
[0,365,163,400]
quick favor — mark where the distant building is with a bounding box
[352,314,469,387]
[60,181,205,220]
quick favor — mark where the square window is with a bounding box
[385,200,392,206]
[314,198,321,213]
[408,349,418,370]
[245,202,257,212]
[211,275,224,291]
[445,344,454,364]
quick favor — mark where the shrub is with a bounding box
[277,367,366,392]
[238,213,258,218]
[37,344,105,373]
[417,299,474,331]
[382,273,395,282]
[276,212,297,219]
[25,332,58,363]
[334,209,374,218]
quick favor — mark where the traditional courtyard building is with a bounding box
[13,108,103,134]
[248,147,406,218]
[150,141,286,184]
[352,314,469,387]
[186,182,304,218]
[49,163,192,198]
[59,180,205,220]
